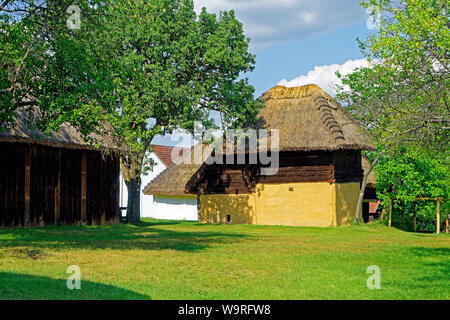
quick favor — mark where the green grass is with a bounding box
[0,219,448,300]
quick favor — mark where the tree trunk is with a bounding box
[120,155,143,224]
[355,149,385,223]
[125,177,141,224]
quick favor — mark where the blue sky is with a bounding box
[153,0,375,146]
[248,21,370,97]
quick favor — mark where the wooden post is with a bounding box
[413,202,417,232]
[388,198,392,227]
[446,218,448,235]
[197,188,201,218]
[436,199,440,235]
[55,150,61,224]
[81,152,87,223]
[24,148,31,227]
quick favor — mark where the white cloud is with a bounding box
[194,0,367,49]
[278,59,369,96]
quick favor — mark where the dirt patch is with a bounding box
[9,248,48,260]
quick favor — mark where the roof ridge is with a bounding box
[314,95,345,142]
[261,84,332,101]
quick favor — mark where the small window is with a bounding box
[227,214,231,222]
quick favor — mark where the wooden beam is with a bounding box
[24,148,31,227]
[436,199,440,235]
[55,150,61,224]
[81,152,87,223]
[116,156,120,223]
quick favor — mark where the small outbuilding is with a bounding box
[119,144,189,219]
[0,111,120,227]
[142,144,205,221]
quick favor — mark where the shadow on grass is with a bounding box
[0,272,149,300]
[0,220,252,252]
[406,247,450,284]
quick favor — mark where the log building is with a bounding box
[144,84,376,227]
[0,111,120,227]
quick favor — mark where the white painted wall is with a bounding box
[119,152,167,218]
[119,151,198,221]
[152,195,198,221]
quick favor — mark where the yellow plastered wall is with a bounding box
[199,194,256,224]
[333,182,360,226]
[255,182,334,227]
[199,182,361,227]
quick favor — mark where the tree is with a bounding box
[336,0,449,222]
[375,145,449,231]
[91,0,261,222]
[2,1,262,223]
[0,1,113,136]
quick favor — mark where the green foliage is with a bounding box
[94,1,261,161]
[376,147,449,202]
[374,146,449,231]
[337,0,449,225]
[1,1,115,135]
[337,0,449,150]
[1,1,261,155]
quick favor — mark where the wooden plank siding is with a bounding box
[0,142,120,227]
[0,143,25,227]
[86,151,120,225]
[198,151,362,195]
[332,151,363,183]
[30,145,58,226]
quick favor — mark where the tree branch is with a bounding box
[0,0,12,12]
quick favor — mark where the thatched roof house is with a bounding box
[143,84,375,227]
[249,84,374,152]
[0,110,120,227]
[141,144,210,221]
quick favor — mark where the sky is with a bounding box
[153,0,376,146]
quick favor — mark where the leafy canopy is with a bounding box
[337,0,449,151]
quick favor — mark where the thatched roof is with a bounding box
[143,143,211,196]
[0,109,119,151]
[362,155,377,188]
[251,84,375,152]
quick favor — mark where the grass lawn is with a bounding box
[0,219,448,300]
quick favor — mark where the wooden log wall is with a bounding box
[199,151,363,195]
[332,151,363,183]
[30,145,58,225]
[0,143,25,226]
[60,149,82,225]
[86,151,120,225]
[0,142,120,227]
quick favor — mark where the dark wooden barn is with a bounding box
[0,111,120,227]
